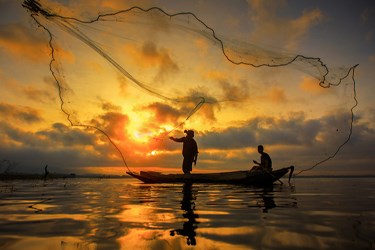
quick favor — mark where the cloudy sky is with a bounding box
[1,0,374,176]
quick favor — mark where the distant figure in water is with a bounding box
[251,145,272,172]
[170,130,199,174]
[43,164,49,180]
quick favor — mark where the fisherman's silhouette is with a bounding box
[170,130,198,174]
[170,183,199,245]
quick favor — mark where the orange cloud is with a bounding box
[98,1,134,12]
[267,87,286,103]
[22,85,55,103]
[0,23,74,63]
[219,80,250,102]
[1,75,56,104]
[91,111,130,142]
[299,76,326,94]
[204,70,228,81]
[247,0,324,49]
[37,0,132,18]
[194,38,210,54]
[0,102,43,124]
[0,23,49,62]
[123,42,179,82]
[288,9,324,48]
[141,102,181,124]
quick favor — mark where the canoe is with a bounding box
[127,166,294,186]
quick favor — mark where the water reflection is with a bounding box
[259,186,276,213]
[1,178,374,249]
[170,183,199,246]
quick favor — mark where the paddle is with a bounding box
[250,166,284,185]
[288,166,295,183]
[272,166,295,184]
[266,170,284,185]
[271,166,294,184]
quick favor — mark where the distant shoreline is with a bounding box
[0,173,131,180]
[289,175,375,179]
[1,173,374,180]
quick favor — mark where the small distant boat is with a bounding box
[127,166,294,186]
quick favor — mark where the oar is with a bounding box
[288,166,295,183]
[269,170,284,185]
[265,166,294,185]
[259,168,284,185]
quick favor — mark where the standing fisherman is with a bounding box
[170,130,199,174]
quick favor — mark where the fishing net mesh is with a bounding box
[23,0,358,174]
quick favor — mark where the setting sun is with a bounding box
[1,1,374,250]
[0,0,371,178]
[132,130,150,143]
[147,150,160,157]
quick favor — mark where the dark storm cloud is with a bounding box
[36,123,95,146]
[196,109,375,173]
[0,102,43,124]
[199,116,298,150]
[0,121,42,147]
[200,127,255,149]
[0,121,95,148]
[255,115,321,146]
[200,111,349,150]
[0,121,117,173]
[0,144,110,174]
[277,113,375,173]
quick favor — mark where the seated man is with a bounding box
[251,145,272,172]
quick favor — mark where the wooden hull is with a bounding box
[127,166,294,186]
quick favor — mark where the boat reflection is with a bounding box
[170,183,199,246]
[249,184,297,213]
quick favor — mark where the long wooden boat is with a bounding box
[127,166,294,186]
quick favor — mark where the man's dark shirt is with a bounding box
[261,152,272,169]
[174,137,198,158]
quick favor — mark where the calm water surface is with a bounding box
[0,177,374,250]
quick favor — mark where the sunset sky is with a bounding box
[1,0,374,176]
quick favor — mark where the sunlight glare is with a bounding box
[147,150,160,157]
[132,130,150,144]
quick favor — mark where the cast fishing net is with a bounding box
[23,0,358,175]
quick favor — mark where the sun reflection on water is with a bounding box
[0,178,374,249]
